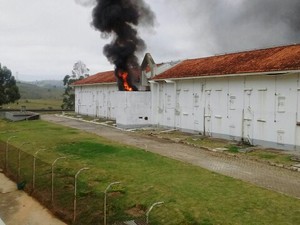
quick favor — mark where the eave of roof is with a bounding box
[72,70,116,86]
[153,44,300,80]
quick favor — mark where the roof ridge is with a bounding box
[153,44,300,80]
[184,43,300,62]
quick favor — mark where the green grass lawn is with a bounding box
[1,99,63,110]
[0,119,300,225]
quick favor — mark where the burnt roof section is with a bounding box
[72,70,116,86]
[153,44,300,80]
[72,68,141,86]
[72,63,167,86]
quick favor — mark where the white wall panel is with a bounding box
[274,75,298,147]
[208,78,229,137]
[193,81,205,133]
[116,92,151,128]
[227,77,244,140]
[178,81,195,131]
[163,83,176,128]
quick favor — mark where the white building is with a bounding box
[73,44,300,151]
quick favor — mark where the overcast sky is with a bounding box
[0,0,299,81]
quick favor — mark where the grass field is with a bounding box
[1,99,63,110]
[0,119,300,225]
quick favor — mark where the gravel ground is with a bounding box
[41,114,300,199]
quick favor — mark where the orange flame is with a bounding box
[118,71,133,91]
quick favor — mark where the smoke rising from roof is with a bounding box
[90,0,155,90]
[91,0,155,69]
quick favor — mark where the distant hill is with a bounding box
[27,80,64,88]
[17,80,64,100]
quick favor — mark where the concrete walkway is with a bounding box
[0,218,5,225]
[42,114,300,199]
[0,172,66,225]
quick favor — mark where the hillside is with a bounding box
[27,80,64,88]
[17,81,64,100]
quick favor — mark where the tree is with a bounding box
[0,63,20,106]
[61,61,89,110]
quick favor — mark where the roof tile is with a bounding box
[153,44,300,80]
[73,70,116,85]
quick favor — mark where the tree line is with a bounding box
[0,61,89,110]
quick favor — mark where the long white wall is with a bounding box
[151,73,300,150]
[74,73,300,150]
[75,84,118,119]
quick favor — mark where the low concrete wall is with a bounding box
[116,91,152,129]
[5,112,40,122]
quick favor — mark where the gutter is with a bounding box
[152,70,300,82]
[71,82,117,87]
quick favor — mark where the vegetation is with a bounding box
[0,63,20,106]
[62,61,89,110]
[3,99,63,110]
[0,119,300,225]
[0,80,64,110]
[17,81,64,100]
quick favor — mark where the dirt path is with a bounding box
[0,172,67,225]
[42,114,300,199]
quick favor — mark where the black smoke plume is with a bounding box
[92,0,155,91]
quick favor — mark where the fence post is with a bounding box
[5,136,16,172]
[146,201,164,224]
[73,167,89,223]
[103,181,121,225]
[32,149,45,191]
[51,157,66,205]
[17,142,30,183]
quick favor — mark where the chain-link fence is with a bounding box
[0,141,108,225]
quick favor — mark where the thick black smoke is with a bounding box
[92,0,155,91]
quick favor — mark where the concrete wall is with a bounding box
[75,84,118,119]
[75,72,300,151]
[116,91,152,128]
[152,73,300,151]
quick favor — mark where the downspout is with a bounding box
[203,107,206,136]
[241,77,245,142]
[241,108,245,142]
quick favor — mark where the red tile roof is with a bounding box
[153,44,300,80]
[72,70,116,86]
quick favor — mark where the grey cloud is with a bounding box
[167,0,300,54]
